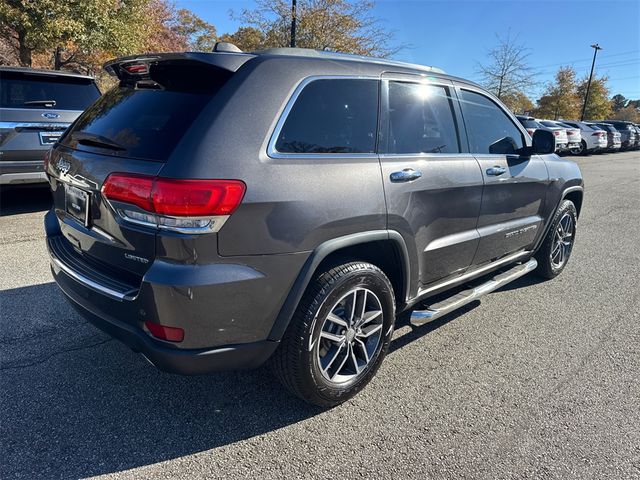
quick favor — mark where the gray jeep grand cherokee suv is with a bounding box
[45,47,583,406]
[0,67,100,186]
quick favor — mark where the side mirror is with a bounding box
[531,129,556,154]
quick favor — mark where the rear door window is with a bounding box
[386,81,460,154]
[0,71,99,110]
[459,89,525,155]
[274,78,378,154]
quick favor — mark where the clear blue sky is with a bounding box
[176,0,640,100]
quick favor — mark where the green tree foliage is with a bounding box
[610,93,628,112]
[227,0,401,56]
[577,75,612,121]
[534,67,581,120]
[174,9,217,51]
[476,31,535,100]
[0,0,151,69]
[501,91,535,114]
[218,27,267,52]
[611,105,640,123]
[0,0,217,80]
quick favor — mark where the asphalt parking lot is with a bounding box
[1,151,639,479]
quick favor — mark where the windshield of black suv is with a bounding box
[0,71,100,110]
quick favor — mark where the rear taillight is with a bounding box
[152,179,246,216]
[123,63,149,75]
[101,174,154,211]
[101,173,246,234]
[554,131,560,136]
[526,128,536,135]
[144,321,184,342]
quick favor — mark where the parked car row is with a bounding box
[516,115,640,155]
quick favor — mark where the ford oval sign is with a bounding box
[42,112,61,119]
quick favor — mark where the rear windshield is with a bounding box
[540,121,559,128]
[0,71,99,110]
[63,63,231,162]
[518,118,540,129]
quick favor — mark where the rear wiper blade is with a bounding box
[24,100,57,107]
[72,131,126,151]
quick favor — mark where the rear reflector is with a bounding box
[145,321,184,342]
[102,174,246,216]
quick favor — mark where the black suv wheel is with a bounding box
[271,262,395,407]
[535,200,577,279]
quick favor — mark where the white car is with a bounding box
[556,120,608,155]
[535,119,569,153]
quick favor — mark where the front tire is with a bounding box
[535,200,577,279]
[270,262,395,407]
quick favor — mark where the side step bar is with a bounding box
[410,258,538,326]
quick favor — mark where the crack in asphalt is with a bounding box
[0,338,113,372]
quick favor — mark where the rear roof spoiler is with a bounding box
[103,52,255,80]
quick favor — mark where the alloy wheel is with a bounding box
[315,287,384,384]
[550,212,574,269]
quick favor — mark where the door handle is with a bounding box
[486,166,507,176]
[390,168,423,183]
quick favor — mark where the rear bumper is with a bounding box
[44,209,304,373]
[59,280,279,374]
[0,160,47,185]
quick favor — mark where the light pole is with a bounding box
[580,43,602,121]
[290,0,297,48]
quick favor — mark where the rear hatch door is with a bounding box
[47,54,248,280]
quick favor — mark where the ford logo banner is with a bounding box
[42,112,61,119]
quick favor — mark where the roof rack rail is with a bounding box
[251,47,445,74]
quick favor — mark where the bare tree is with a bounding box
[477,31,535,99]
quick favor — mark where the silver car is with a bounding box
[0,67,100,186]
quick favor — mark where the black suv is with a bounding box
[45,47,583,406]
[0,67,100,186]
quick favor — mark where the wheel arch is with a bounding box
[563,186,583,218]
[268,230,410,342]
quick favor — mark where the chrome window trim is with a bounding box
[266,75,380,160]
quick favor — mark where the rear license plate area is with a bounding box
[65,184,90,227]
[39,131,63,145]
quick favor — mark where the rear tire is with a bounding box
[270,262,395,407]
[535,200,577,279]
[570,140,586,155]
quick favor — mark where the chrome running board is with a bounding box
[410,258,538,326]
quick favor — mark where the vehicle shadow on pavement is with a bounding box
[0,186,52,216]
[0,282,325,479]
[0,272,543,479]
